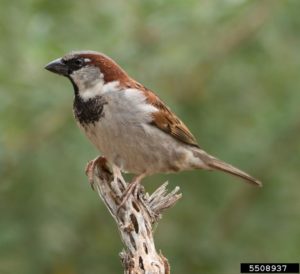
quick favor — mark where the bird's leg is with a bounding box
[112,164,122,183]
[111,164,126,196]
[85,155,104,190]
[117,173,146,213]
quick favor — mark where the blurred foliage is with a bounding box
[0,0,300,273]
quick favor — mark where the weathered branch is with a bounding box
[88,156,182,274]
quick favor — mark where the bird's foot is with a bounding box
[85,156,104,190]
[117,174,145,214]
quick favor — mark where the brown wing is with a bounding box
[123,78,200,147]
[139,83,200,148]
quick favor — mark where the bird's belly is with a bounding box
[81,118,200,175]
[76,89,205,174]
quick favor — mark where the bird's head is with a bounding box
[45,51,128,96]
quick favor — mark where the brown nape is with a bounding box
[80,53,130,84]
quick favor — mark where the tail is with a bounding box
[208,157,262,187]
[195,150,262,187]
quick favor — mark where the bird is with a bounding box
[45,50,262,206]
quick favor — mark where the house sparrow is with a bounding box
[45,51,261,201]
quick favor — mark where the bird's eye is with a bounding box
[74,58,84,67]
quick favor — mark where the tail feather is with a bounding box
[207,157,262,187]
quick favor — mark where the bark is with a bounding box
[88,157,182,274]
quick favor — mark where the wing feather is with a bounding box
[123,79,200,147]
[134,82,200,147]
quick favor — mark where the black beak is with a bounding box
[45,58,69,76]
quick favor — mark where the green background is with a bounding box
[1,0,299,273]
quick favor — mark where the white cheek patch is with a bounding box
[70,66,106,101]
[70,67,102,86]
[79,80,120,101]
[80,80,104,101]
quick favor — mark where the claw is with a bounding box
[85,156,103,190]
[116,173,146,214]
[117,180,139,213]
